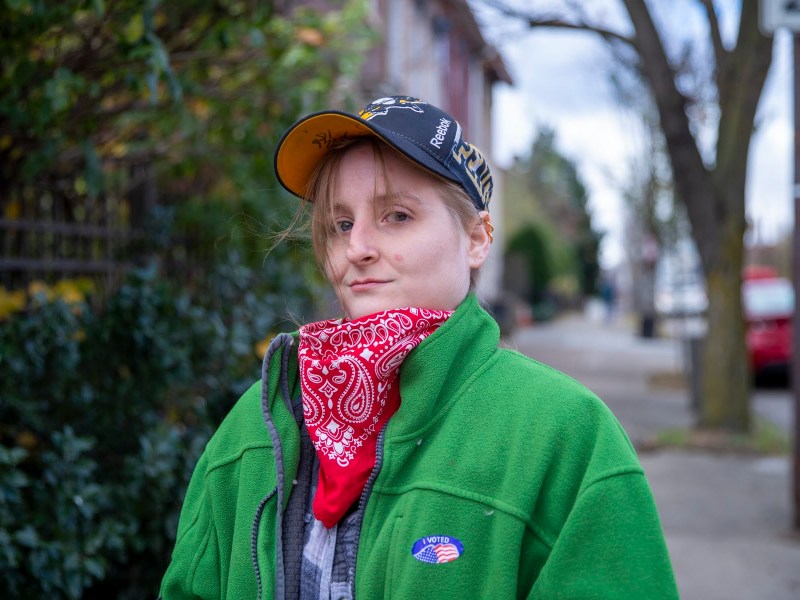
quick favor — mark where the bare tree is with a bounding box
[482,0,773,431]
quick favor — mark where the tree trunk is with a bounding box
[621,0,770,433]
[699,212,750,431]
[514,0,774,432]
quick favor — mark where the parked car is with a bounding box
[655,280,708,317]
[742,267,793,376]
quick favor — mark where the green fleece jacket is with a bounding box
[160,294,678,599]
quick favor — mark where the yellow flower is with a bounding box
[27,280,56,307]
[3,199,20,219]
[255,332,279,359]
[53,279,85,305]
[72,277,95,295]
[0,287,26,320]
[190,98,211,120]
[27,280,51,299]
[16,431,37,451]
[296,27,325,47]
[255,338,270,359]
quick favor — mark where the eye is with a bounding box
[385,211,409,223]
[335,219,353,233]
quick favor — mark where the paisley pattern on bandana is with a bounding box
[298,307,452,528]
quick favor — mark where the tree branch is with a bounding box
[621,0,718,268]
[525,18,635,47]
[480,0,636,47]
[714,1,773,183]
[699,0,727,76]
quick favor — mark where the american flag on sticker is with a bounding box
[411,535,464,564]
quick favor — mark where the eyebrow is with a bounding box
[332,193,423,212]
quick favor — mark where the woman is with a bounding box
[160,96,678,599]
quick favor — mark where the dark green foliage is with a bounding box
[1,0,374,291]
[0,0,371,192]
[507,224,553,303]
[508,127,602,299]
[0,259,312,598]
[527,128,601,296]
[0,1,373,596]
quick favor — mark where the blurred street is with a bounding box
[508,306,800,600]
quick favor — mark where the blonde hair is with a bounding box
[303,137,482,289]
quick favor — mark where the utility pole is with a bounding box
[793,31,800,531]
[761,0,800,531]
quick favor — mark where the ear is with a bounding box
[467,211,492,269]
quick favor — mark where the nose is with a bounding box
[345,221,379,265]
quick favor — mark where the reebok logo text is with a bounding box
[430,118,451,148]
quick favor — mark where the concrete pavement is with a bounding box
[507,308,800,599]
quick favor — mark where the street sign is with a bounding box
[761,0,800,33]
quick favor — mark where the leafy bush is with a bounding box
[507,224,554,305]
[0,259,313,599]
[0,0,372,595]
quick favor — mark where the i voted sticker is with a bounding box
[411,535,464,564]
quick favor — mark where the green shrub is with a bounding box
[507,224,554,304]
[0,259,313,598]
[0,0,371,594]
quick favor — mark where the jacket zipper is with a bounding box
[255,333,295,600]
[347,423,389,599]
[251,486,278,600]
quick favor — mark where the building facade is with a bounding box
[357,0,512,302]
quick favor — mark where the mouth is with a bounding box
[348,279,390,291]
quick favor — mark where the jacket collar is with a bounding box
[264,293,499,440]
[387,293,500,439]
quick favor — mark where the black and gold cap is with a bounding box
[274,95,492,211]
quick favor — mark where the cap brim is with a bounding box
[274,110,459,200]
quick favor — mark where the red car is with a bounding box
[742,267,794,376]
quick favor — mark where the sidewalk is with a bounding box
[508,310,800,599]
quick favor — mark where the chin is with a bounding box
[341,296,399,320]
[345,304,389,320]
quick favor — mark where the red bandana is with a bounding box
[298,307,452,528]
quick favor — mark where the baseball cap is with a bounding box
[273,96,492,212]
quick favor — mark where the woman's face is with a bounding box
[324,143,488,320]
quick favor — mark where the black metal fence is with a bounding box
[0,162,155,294]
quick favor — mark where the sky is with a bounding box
[485,2,794,269]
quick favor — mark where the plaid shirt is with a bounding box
[299,455,359,600]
